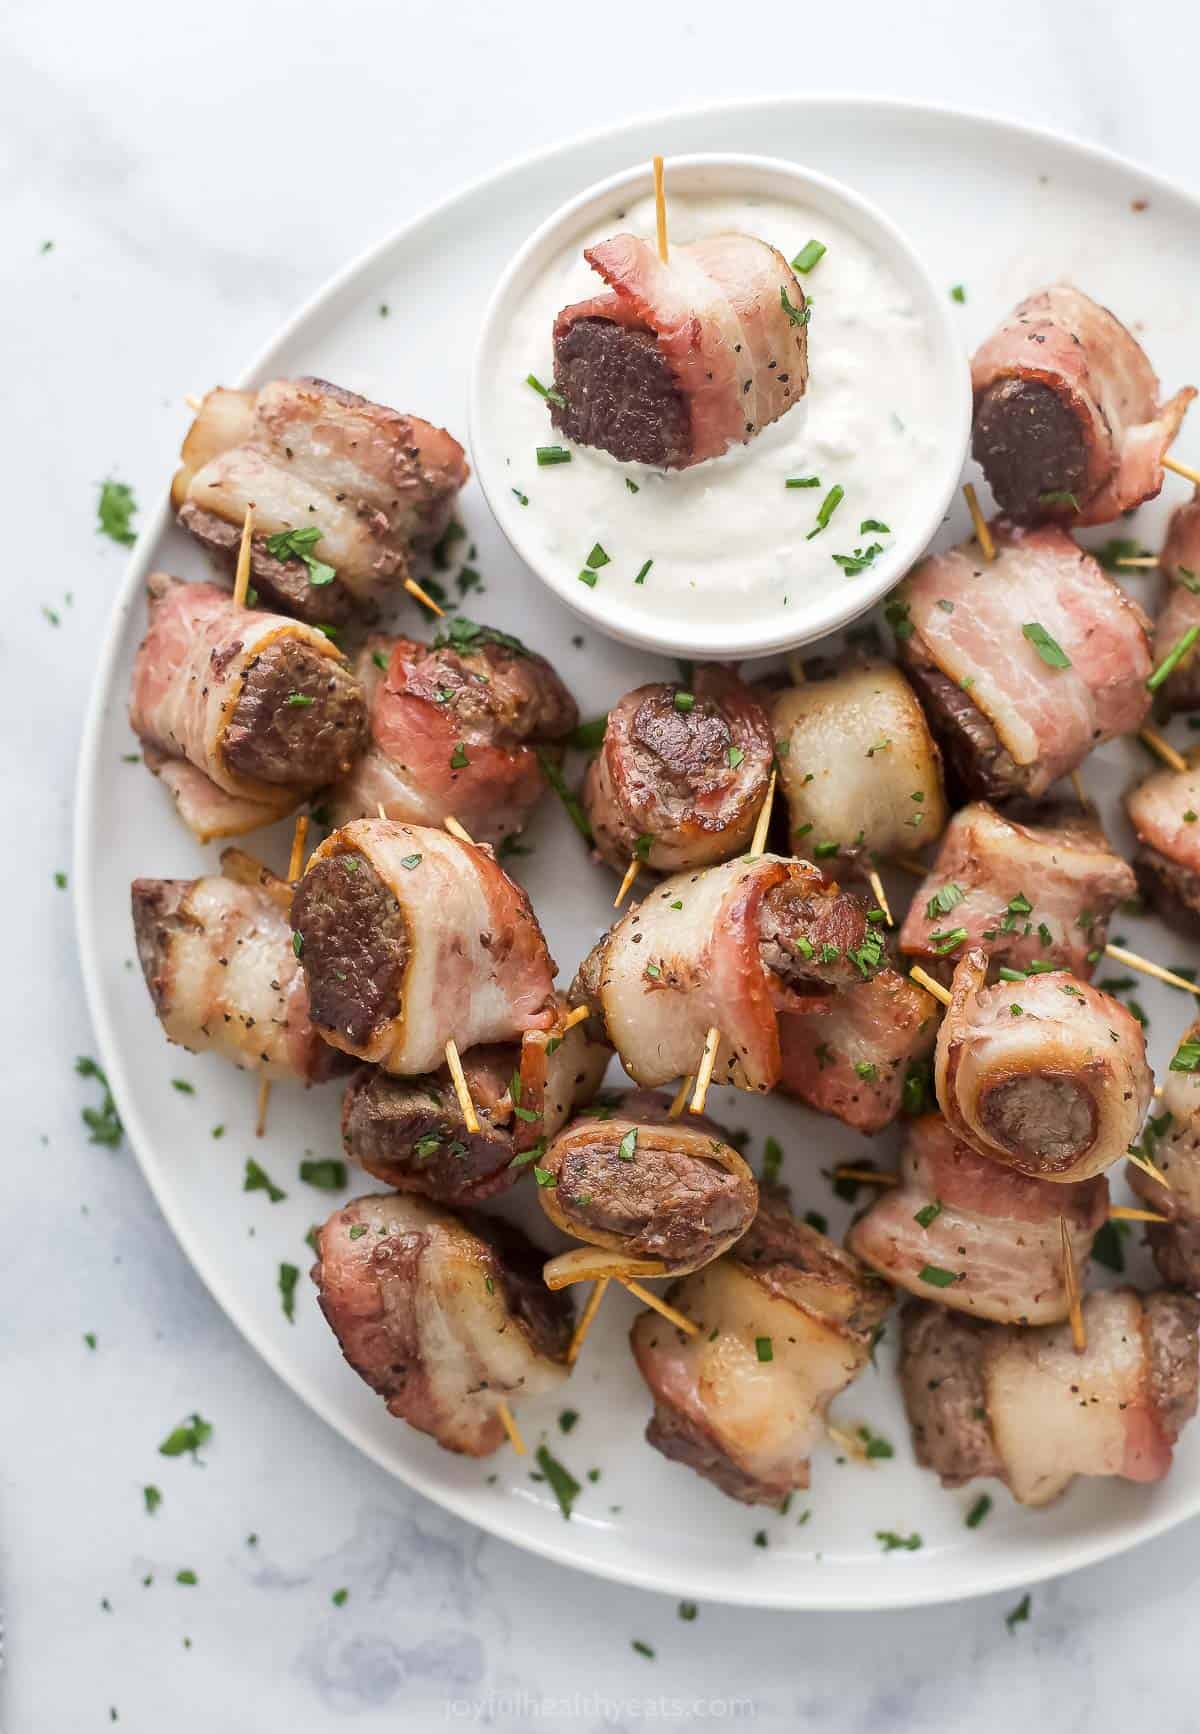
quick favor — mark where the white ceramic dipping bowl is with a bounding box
[469,153,971,661]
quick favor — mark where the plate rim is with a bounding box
[74,92,1200,1611]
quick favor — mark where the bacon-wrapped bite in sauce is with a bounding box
[572,856,883,1095]
[1152,498,1200,715]
[171,379,469,625]
[971,285,1194,526]
[935,948,1153,1183]
[584,667,772,875]
[129,574,367,842]
[1125,762,1200,938]
[292,819,557,1075]
[539,1090,757,1285]
[770,657,947,870]
[631,1188,891,1505]
[313,1194,572,1457]
[900,1290,1199,1506]
[777,968,939,1134]
[340,1005,611,1206]
[848,1115,1108,1324]
[331,619,578,845]
[895,524,1152,802]
[1128,1018,1200,1288]
[550,234,809,469]
[131,851,344,1084]
[899,802,1136,982]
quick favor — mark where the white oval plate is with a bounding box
[77,97,1200,1611]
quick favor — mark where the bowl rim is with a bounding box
[468,148,972,661]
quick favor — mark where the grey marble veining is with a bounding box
[8,1,1200,1727]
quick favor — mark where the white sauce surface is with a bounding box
[486,192,943,635]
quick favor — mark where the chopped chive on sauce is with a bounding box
[634,559,653,585]
[512,488,528,506]
[586,542,610,569]
[578,568,598,587]
[806,483,844,540]
[786,475,821,489]
[791,239,826,274]
[536,445,571,466]
[780,285,810,328]
[526,372,566,408]
[950,284,966,303]
[965,1494,992,1528]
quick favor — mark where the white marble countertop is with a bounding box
[11,1,1200,1726]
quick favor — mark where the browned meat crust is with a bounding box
[340,1058,519,1204]
[972,378,1089,523]
[898,1302,1003,1488]
[758,877,879,993]
[1133,843,1200,940]
[222,635,367,786]
[1144,1216,1200,1290]
[901,658,1029,803]
[554,1130,755,1265]
[551,317,690,466]
[292,851,409,1047]
[1144,1291,1200,1443]
[977,1073,1099,1169]
[176,502,362,627]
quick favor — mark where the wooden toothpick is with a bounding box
[621,1278,699,1336]
[497,1399,526,1455]
[908,965,952,1007]
[567,1277,610,1366]
[560,1003,591,1035]
[404,576,445,617]
[1104,942,1200,998]
[232,504,255,609]
[963,484,995,561]
[1060,1216,1086,1354]
[751,771,776,855]
[689,1025,722,1115]
[1127,1148,1172,1190]
[866,868,893,927]
[614,856,642,908]
[443,814,474,845]
[1116,556,1160,569]
[1164,455,1200,489]
[445,1038,480,1135]
[667,1073,694,1120]
[255,1075,271,1139]
[653,156,668,263]
[832,1166,899,1188]
[1139,727,1189,774]
[1108,1205,1169,1223]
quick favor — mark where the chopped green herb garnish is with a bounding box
[449,742,469,769]
[674,690,695,713]
[634,559,653,585]
[264,525,336,588]
[914,1200,942,1229]
[791,239,826,273]
[244,1158,286,1203]
[965,1494,992,1528]
[98,480,138,546]
[807,483,845,540]
[929,926,969,955]
[780,285,810,328]
[755,1336,773,1363]
[1005,1593,1032,1633]
[175,1570,198,1586]
[536,445,571,466]
[1022,621,1071,667]
[526,372,566,408]
[535,1444,580,1518]
[877,1530,922,1552]
[950,284,966,304]
[919,1264,958,1288]
[727,745,745,770]
[158,1413,212,1461]
[678,1600,698,1621]
[1148,625,1200,691]
[299,1159,347,1190]
[586,542,610,569]
[278,1262,300,1323]
[926,882,964,920]
[537,749,593,844]
[144,1485,162,1515]
[570,715,609,750]
[786,475,820,489]
[762,1135,783,1186]
[75,1055,122,1149]
[1039,490,1079,510]
[331,1588,349,1607]
[617,1128,638,1163]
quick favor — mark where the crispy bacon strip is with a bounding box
[848,1114,1107,1323]
[971,285,1194,526]
[332,622,577,843]
[1153,499,1200,714]
[631,1188,891,1504]
[292,819,556,1075]
[172,379,468,623]
[898,524,1151,798]
[899,802,1135,980]
[777,967,938,1134]
[552,233,808,467]
[130,858,339,1083]
[1129,1015,1200,1288]
[935,948,1152,1182]
[1125,763,1200,938]
[313,1194,572,1456]
[585,666,773,875]
[901,1290,1199,1506]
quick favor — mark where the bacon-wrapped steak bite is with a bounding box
[631,1188,891,1505]
[571,856,882,1095]
[770,657,947,868]
[584,666,772,875]
[171,379,468,625]
[896,524,1152,802]
[539,1089,757,1280]
[341,1005,611,1206]
[550,234,808,470]
[777,966,938,1134]
[934,948,1152,1182]
[1153,499,1200,715]
[899,801,1135,982]
[971,285,1194,526]
[1129,1017,1200,1288]
[131,854,342,1083]
[901,1289,1199,1506]
[129,573,367,842]
[313,1194,572,1457]
[331,619,578,844]
[848,1114,1107,1324]
[292,819,557,1075]
[1126,763,1200,938]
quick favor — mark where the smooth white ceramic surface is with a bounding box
[13,4,1200,1727]
[471,153,970,659]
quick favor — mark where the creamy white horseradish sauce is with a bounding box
[487,191,942,637]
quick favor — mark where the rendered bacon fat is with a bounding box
[172,379,469,624]
[571,856,882,1094]
[1153,499,1200,714]
[539,1090,757,1276]
[131,854,340,1084]
[292,819,557,1075]
[900,1290,1199,1506]
[777,968,938,1134]
[332,619,578,844]
[896,523,1152,800]
[934,948,1153,1182]
[971,284,1195,526]
[631,1188,891,1505]
[550,233,809,469]
[1125,763,1200,939]
[1129,1016,1200,1289]
[899,802,1135,981]
[341,1005,611,1206]
[771,657,947,867]
[848,1114,1107,1324]
[129,573,367,841]
[585,666,773,874]
[313,1194,572,1456]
